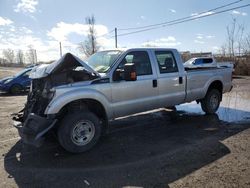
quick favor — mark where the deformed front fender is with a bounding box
[44,88,113,119]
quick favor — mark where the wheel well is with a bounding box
[207,80,223,99]
[58,99,108,124]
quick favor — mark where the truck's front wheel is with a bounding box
[57,112,102,153]
[201,89,221,114]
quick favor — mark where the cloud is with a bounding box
[195,34,215,41]
[212,46,219,52]
[14,0,38,13]
[169,9,176,13]
[47,22,108,42]
[97,37,115,49]
[194,40,204,44]
[0,22,113,61]
[0,17,13,26]
[191,11,214,18]
[141,37,181,47]
[231,10,247,16]
[206,35,215,39]
[140,16,146,20]
[0,24,62,61]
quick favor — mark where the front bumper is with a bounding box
[13,113,57,147]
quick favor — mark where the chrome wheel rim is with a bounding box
[71,120,95,146]
[210,94,219,110]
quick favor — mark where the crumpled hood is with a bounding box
[30,53,100,79]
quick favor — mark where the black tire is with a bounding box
[57,111,102,153]
[10,84,23,94]
[201,89,221,114]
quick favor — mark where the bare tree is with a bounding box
[26,45,37,64]
[0,57,8,65]
[243,33,250,55]
[79,15,100,57]
[16,49,25,65]
[220,44,227,56]
[236,23,245,55]
[226,18,246,56]
[2,48,15,63]
[226,18,237,57]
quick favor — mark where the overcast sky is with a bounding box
[0,0,250,61]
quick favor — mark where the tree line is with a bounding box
[0,45,37,65]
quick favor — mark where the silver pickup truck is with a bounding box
[13,48,233,153]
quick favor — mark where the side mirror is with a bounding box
[113,69,123,81]
[124,63,137,81]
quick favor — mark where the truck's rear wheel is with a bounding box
[57,111,102,153]
[201,89,221,114]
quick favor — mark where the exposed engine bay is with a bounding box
[14,53,99,123]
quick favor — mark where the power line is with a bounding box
[118,0,244,31]
[112,3,250,38]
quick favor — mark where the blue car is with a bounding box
[0,68,33,94]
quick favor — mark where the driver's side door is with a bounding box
[110,50,159,118]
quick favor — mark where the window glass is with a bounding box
[155,51,178,73]
[86,50,122,73]
[22,70,31,77]
[194,59,203,65]
[119,51,152,76]
[203,58,213,64]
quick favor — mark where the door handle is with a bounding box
[179,77,183,84]
[153,79,157,88]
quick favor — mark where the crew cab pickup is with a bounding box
[13,48,233,153]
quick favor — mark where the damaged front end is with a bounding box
[12,53,99,147]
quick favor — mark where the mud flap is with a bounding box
[13,113,57,147]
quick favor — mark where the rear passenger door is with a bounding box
[111,50,159,118]
[153,50,185,107]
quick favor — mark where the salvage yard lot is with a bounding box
[0,66,250,188]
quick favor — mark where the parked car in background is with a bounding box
[184,57,234,70]
[0,67,33,94]
[184,57,217,68]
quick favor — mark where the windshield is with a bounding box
[86,50,122,73]
[15,69,31,77]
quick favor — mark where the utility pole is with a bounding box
[115,28,117,48]
[34,49,37,64]
[59,42,62,57]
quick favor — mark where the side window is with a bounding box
[203,58,213,64]
[194,59,203,65]
[119,51,152,76]
[155,51,178,73]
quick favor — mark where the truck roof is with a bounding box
[99,47,178,52]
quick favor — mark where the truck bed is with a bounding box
[185,67,232,103]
